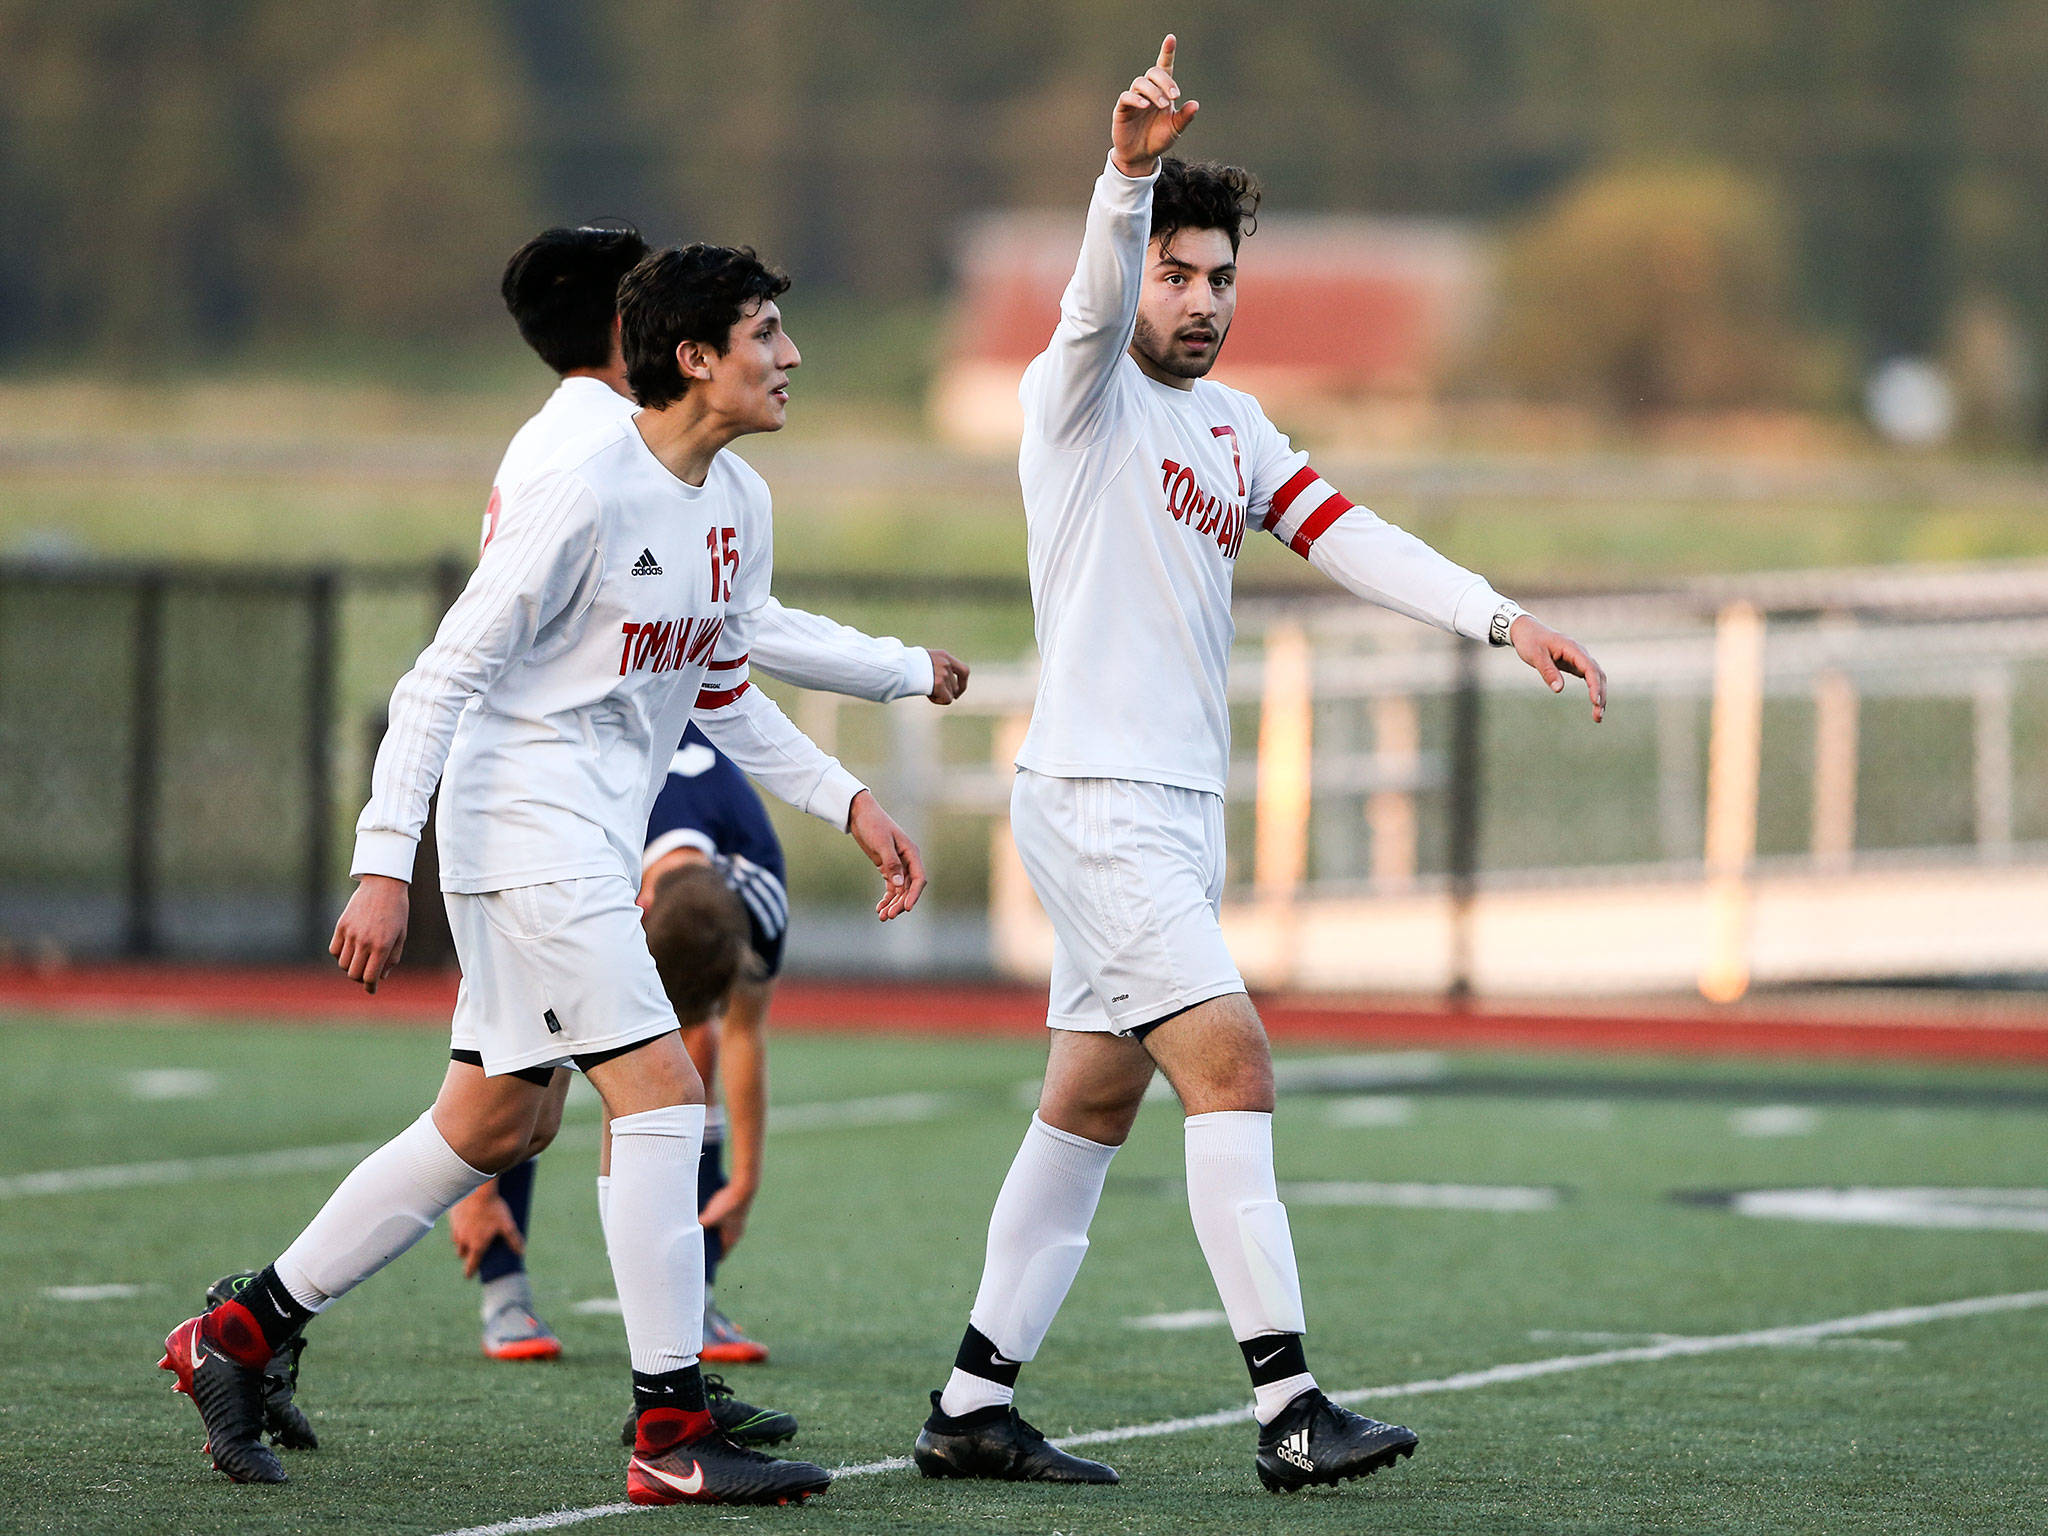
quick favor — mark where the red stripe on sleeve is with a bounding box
[1288,491,1353,557]
[1266,466,1320,529]
[694,679,751,710]
[704,651,748,674]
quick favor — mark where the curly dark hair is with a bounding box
[641,863,750,1026]
[1151,157,1262,254]
[619,244,792,409]
[499,224,649,375]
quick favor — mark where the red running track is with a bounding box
[3,964,2047,1063]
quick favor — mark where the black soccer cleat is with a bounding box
[206,1271,317,1450]
[618,1374,798,1448]
[912,1390,1119,1484]
[159,1314,287,1484]
[628,1430,831,1506]
[1254,1389,1418,1492]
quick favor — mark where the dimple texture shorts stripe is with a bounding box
[1010,769,1245,1035]
[446,875,677,1076]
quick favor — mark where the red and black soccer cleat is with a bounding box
[159,1313,287,1484]
[626,1408,829,1507]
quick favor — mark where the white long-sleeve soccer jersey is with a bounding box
[1015,156,1512,796]
[490,376,933,705]
[353,418,862,892]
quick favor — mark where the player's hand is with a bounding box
[1112,35,1198,178]
[331,874,410,993]
[698,1181,755,1254]
[447,1181,523,1279]
[926,648,971,705]
[1510,616,1608,723]
[846,789,927,920]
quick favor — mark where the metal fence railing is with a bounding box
[5,557,2045,995]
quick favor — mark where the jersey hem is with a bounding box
[1012,755,1227,799]
[439,858,630,895]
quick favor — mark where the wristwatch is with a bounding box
[1487,600,1526,648]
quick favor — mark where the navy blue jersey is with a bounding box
[645,722,789,976]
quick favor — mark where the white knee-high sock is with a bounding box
[1184,1110,1318,1422]
[596,1174,611,1241]
[606,1104,706,1376]
[940,1115,1117,1417]
[274,1110,490,1309]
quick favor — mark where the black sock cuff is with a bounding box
[632,1363,708,1415]
[245,1265,318,1352]
[954,1324,1022,1388]
[1240,1332,1308,1387]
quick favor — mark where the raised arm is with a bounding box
[336,472,602,987]
[748,596,968,704]
[1251,432,1606,721]
[1026,37,1199,448]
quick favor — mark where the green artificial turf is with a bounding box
[3,1017,2046,1534]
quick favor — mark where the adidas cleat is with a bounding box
[912,1390,1118,1484]
[206,1271,316,1449]
[700,1301,769,1364]
[627,1427,830,1506]
[618,1374,798,1448]
[159,1314,287,1484]
[1254,1390,1417,1492]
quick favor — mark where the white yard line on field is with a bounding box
[429,1287,2048,1536]
[0,1141,378,1199]
[1,1092,962,1203]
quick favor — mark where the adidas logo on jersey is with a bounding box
[631,548,663,576]
[1277,1426,1313,1471]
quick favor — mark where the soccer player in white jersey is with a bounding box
[160,242,925,1507]
[442,225,969,1378]
[914,38,1608,1494]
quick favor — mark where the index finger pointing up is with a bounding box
[1158,34,1177,75]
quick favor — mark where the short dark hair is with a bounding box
[500,225,649,375]
[1151,157,1262,255]
[641,863,750,1026]
[618,244,792,410]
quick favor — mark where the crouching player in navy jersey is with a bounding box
[437,224,968,1394]
[160,241,925,1509]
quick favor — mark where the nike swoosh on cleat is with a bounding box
[635,1458,706,1497]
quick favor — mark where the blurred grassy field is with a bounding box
[4,1019,2047,1534]
[6,352,2048,592]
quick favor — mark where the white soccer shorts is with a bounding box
[446,875,678,1076]
[1010,769,1246,1035]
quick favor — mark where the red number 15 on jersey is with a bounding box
[706,525,737,603]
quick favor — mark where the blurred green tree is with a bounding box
[1489,165,1827,416]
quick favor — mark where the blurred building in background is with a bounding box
[933,213,1488,447]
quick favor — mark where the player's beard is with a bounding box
[1133,313,1226,380]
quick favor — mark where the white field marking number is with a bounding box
[1731,1187,2048,1233]
[1324,1095,1414,1128]
[1125,1309,1228,1331]
[430,1288,2048,1536]
[124,1069,218,1101]
[1731,1105,1819,1137]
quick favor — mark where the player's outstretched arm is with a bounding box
[1507,614,1607,722]
[847,789,926,920]
[1247,436,1606,723]
[746,596,969,705]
